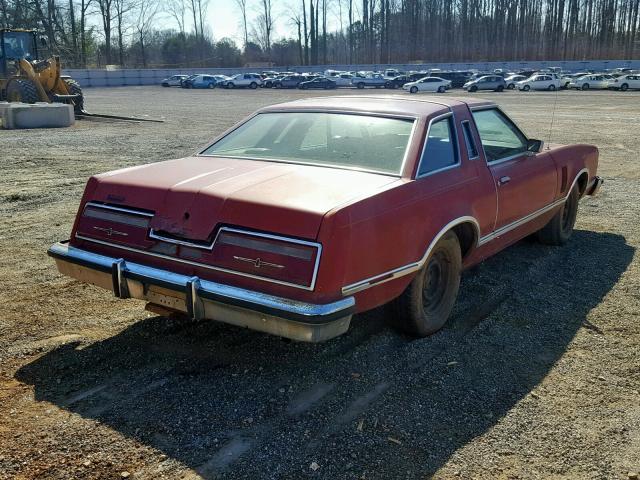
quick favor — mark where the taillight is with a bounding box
[76,202,153,245]
[210,228,321,289]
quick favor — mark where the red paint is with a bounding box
[68,96,599,313]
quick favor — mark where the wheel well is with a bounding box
[452,222,477,259]
[577,172,589,196]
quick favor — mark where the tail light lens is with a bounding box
[76,202,153,245]
[210,228,321,289]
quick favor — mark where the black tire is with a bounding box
[496,84,504,92]
[522,84,530,91]
[249,82,257,89]
[620,83,629,91]
[537,186,579,246]
[227,82,235,89]
[300,84,307,90]
[63,78,84,113]
[437,85,446,93]
[384,82,392,89]
[507,83,515,89]
[161,83,169,87]
[6,79,39,104]
[548,84,556,91]
[274,83,282,89]
[469,85,478,92]
[357,82,365,89]
[581,83,590,90]
[389,231,462,337]
[208,83,215,89]
[410,86,418,94]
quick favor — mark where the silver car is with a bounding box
[463,75,506,92]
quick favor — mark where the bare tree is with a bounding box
[233,0,249,48]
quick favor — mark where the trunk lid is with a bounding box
[87,156,399,241]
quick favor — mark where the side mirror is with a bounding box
[527,138,544,153]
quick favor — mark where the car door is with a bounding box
[472,107,557,229]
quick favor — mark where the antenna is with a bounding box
[546,78,560,149]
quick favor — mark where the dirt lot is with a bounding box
[1,86,639,480]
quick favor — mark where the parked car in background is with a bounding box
[273,75,310,89]
[505,74,526,89]
[182,74,219,89]
[608,74,640,91]
[463,75,506,92]
[384,75,411,89]
[437,71,473,88]
[517,74,561,91]
[352,74,387,89]
[161,75,188,87]
[568,74,610,90]
[403,76,451,93]
[333,73,356,87]
[48,96,601,343]
[180,75,198,88]
[224,73,263,89]
[298,76,337,89]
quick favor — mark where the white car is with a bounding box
[517,74,561,91]
[402,76,451,93]
[161,75,188,87]
[568,74,610,90]
[224,73,263,89]
[505,74,526,89]
[608,74,640,91]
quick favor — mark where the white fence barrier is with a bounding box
[63,59,640,87]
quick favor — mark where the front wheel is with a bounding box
[522,85,530,91]
[357,82,365,89]
[620,83,629,91]
[496,85,504,92]
[581,83,590,90]
[249,82,258,89]
[410,86,418,94]
[208,83,215,89]
[537,186,579,245]
[389,231,461,337]
[63,78,84,113]
[469,85,478,92]
[6,79,40,104]
[227,82,235,89]
[507,83,515,89]
[548,84,556,91]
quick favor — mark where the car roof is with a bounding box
[260,95,494,118]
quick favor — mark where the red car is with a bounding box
[49,96,602,342]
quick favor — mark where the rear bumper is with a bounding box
[587,176,603,196]
[48,241,354,342]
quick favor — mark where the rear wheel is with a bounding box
[522,84,530,91]
[63,78,84,113]
[507,83,515,89]
[437,85,446,93]
[496,84,504,92]
[227,82,235,89]
[389,231,461,337]
[6,79,39,104]
[249,82,258,89]
[620,83,629,91]
[548,84,556,91]
[537,186,579,245]
[357,82,365,89]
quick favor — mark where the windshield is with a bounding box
[201,112,415,175]
[2,31,36,60]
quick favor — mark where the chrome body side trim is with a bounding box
[341,216,480,296]
[84,202,154,218]
[341,168,590,296]
[48,242,354,342]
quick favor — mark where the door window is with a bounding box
[472,108,528,162]
[418,117,458,176]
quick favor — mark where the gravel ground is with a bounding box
[0,86,639,480]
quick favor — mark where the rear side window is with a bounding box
[462,121,479,159]
[418,117,458,176]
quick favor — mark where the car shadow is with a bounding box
[15,230,633,479]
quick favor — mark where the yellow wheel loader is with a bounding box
[0,28,84,113]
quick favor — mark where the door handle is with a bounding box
[498,176,511,185]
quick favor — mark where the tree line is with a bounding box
[1,0,638,69]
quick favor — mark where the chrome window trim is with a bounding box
[77,227,323,291]
[341,216,480,296]
[340,169,589,296]
[469,106,530,165]
[415,112,461,179]
[198,110,418,178]
[84,202,154,218]
[461,120,480,160]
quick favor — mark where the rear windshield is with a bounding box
[201,112,415,175]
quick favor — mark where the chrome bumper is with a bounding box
[48,241,355,342]
[587,176,603,196]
